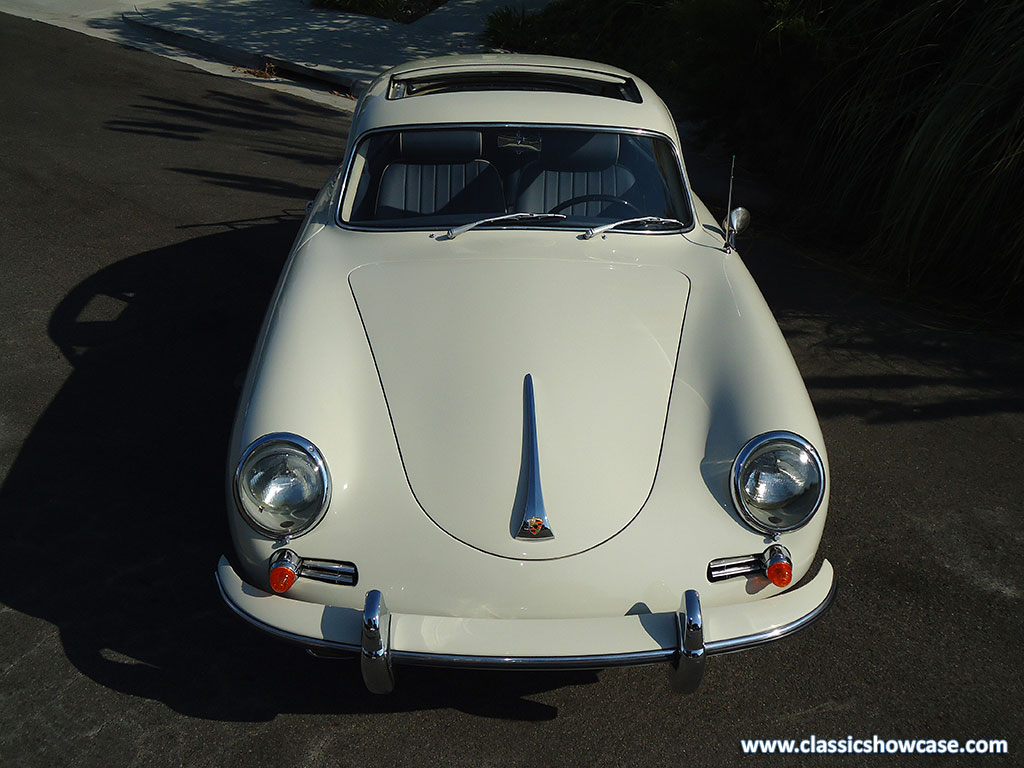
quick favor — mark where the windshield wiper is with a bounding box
[445,212,566,240]
[582,216,686,240]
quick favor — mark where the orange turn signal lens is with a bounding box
[766,560,793,587]
[268,549,302,593]
[761,544,794,587]
[269,564,298,593]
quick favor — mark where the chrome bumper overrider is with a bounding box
[215,556,836,694]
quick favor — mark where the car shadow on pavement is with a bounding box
[685,144,1024,425]
[737,237,1024,424]
[0,220,586,721]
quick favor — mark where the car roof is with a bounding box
[350,54,681,144]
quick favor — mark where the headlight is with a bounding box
[731,431,825,534]
[234,433,331,538]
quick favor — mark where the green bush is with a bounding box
[484,0,1024,320]
[809,1,1024,314]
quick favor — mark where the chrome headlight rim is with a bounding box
[233,432,332,539]
[730,430,825,535]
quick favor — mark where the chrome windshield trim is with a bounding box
[339,223,691,236]
[334,122,697,234]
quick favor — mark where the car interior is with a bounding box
[341,126,691,229]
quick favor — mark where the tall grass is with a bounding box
[484,0,1024,320]
[808,0,1024,313]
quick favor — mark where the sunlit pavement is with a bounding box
[1,9,1021,767]
[0,0,549,107]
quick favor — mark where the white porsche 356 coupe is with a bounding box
[216,54,835,694]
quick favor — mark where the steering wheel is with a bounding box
[547,194,642,215]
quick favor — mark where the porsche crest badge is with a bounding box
[520,515,553,539]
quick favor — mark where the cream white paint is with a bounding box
[223,55,832,662]
[350,258,689,559]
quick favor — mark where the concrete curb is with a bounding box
[122,9,361,94]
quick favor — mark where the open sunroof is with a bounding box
[388,70,643,103]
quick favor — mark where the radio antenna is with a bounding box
[723,155,738,251]
[725,154,736,228]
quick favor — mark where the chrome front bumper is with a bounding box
[215,555,836,694]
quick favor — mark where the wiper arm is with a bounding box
[445,212,566,240]
[582,216,686,240]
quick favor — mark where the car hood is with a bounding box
[349,252,690,559]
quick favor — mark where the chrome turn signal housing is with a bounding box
[708,544,794,587]
[266,549,359,594]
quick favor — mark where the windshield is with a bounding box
[339,126,692,232]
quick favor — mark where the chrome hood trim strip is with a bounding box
[515,373,554,540]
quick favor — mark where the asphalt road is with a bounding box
[1,12,1022,766]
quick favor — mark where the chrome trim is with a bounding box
[390,648,672,670]
[216,565,835,671]
[708,544,794,583]
[447,212,566,240]
[583,216,687,240]
[670,589,706,693]
[707,553,762,582]
[762,544,792,570]
[334,123,697,236]
[730,431,826,535]
[388,60,634,84]
[725,206,750,251]
[386,570,836,670]
[360,590,395,694]
[301,558,358,587]
[270,548,302,571]
[215,570,359,654]
[233,432,332,540]
[515,373,554,540]
[267,550,358,587]
[387,68,639,102]
[706,569,838,655]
